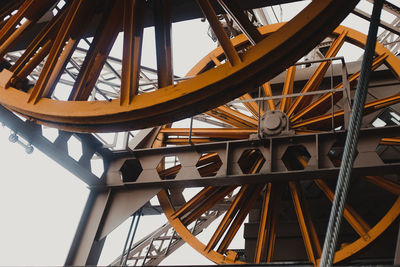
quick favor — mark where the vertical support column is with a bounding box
[394,223,400,265]
[65,190,111,266]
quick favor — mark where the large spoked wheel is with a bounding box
[157,24,400,265]
[0,0,358,132]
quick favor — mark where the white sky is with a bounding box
[0,0,398,265]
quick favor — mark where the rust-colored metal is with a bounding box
[158,23,400,265]
[280,66,296,112]
[286,29,348,117]
[0,0,359,132]
[120,0,145,105]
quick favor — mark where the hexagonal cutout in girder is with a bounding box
[282,145,311,171]
[328,139,359,167]
[120,158,143,182]
[157,156,181,180]
[196,153,223,177]
[376,139,400,164]
[238,149,266,174]
[91,153,105,178]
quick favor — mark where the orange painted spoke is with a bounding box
[315,180,371,239]
[0,1,22,22]
[291,54,388,122]
[280,66,296,112]
[217,185,264,254]
[216,0,263,45]
[206,110,248,128]
[217,106,258,127]
[364,93,400,112]
[206,185,252,252]
[287,30,348,117]
[120,0,145,105]
[0,0,54,56]
[28,0,95,103]
[154,0,173,88]
[198,161,223,177]
[207,106,258,128]
[69,2,122,101]
[292,110,343,130]
[183,186,236,225]
[380,137,400,146]
[13,40,52,84]
[262,82,276,111]
[289,182,320,265]
[0,0,34,44]
[365,176,400,195]
[239,93,264,118]
[172,186,218,219]
[10,8,66,74]
[254,183,273,263]
[196,0,241,66]
[160,128,256,139]
[292,93,400,130]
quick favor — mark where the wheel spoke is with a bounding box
[239,93,264,118]
[0,1,23,22]
[289,181,321,265]
[292,93,400,130]
[183,186,236,225]
[0,0,54,57]
[154,0,173,88]
[279,66,296,112]
[0,0,35,44]
[217,185,264,254]
[262,82,276,111]
[254,183,272,263]
[27,0,95,103]
[206,185,252,252]
[365,176,400,195]
[287,30,348,117]
[196,0,241,66]
[207,106,258,128]
[9,8,66,76]
[380,137,400,145]
[69,2,122,101]
[216,0,263,45]
[172,186,219,219]
[120,0,145,105]
[315,179,371,239]
[290,53,388,122]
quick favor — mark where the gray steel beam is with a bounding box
[65,187,160,265]
[96,126,400,190]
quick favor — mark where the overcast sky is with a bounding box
[0,0,397,265]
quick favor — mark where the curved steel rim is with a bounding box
[157,25,400,264]
[0,0,359,132]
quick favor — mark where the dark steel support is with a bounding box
[65,188,158,265]
[123,209,142,266]
[319,1,384,265]
[395,221,400,265]
[120,214,136,265]
[65,190,110,266]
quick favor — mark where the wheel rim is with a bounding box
[0,0,358,132]
[157,24,400,265]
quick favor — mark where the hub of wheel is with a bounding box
[260,110,290,136]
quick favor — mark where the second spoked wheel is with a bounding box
[157,24,400,265]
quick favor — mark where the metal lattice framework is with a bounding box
[0,0,400,266]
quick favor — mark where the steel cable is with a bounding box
[319,1,384,266]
